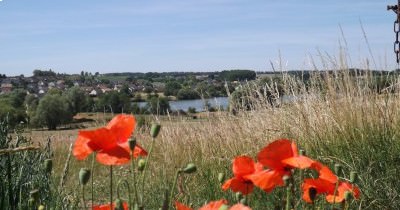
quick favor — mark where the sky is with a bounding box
[0,0,396,76]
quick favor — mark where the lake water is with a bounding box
[137,97,229,112]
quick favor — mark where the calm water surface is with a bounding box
[137,97,229,112]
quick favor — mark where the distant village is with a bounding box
[0,69,259,99]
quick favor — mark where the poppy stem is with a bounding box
[82,185,87,209]
[91,153,95,210]
[331,180,339,210]
[110,165,113,209]
[139,137,156,206]
[131,152,139,208]
[285,184,292,210]
[169,169,181,209]
[117,179,132,210]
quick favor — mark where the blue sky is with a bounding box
[0,0,396,76]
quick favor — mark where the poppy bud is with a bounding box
[344,191,353,201]
[115,198,124,210]
[282,175,290,186]
[38,205,45,210]
[183,163,197,174]
[350,171,358,184]
[128,138,137,151]
[235,192,243,201]
[138,159,146,171]
[30,189,39,201]
[334,163,342,175]
[79,168,91,186]
[218,173,225,183]
[218,204,229,210]
[150,123,161,138]
[44,159,53,174]
[309,187,317,203]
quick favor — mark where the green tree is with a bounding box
[220,70,256,81]
[164,81,181,96]
[177,88,200,100]
[9,89,27,108]
[96,91,131,113]
[32,94,72,130]
[64,87,89,115]
[145,96,170,115]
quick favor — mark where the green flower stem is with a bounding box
[117,180,132,210]
[139,137,156,205]
[110,166,113,210]
[285,184,292,210]
[169,170,181,209]
[343,201,349,210]
[131,152,139,206]
[82,185,87,210]
[331,179,340,210]
[91,153,95,210]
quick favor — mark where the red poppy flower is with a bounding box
[175,200,251,210]
[175,201,193,210]
[229,203,252,210]
[222,156,262,195]
[302,178,360,203]
[73,114,147,165]
[92,202,129,210]
[326,181,361,203]
[302,178,336,203]
[247,139,314,192]
[309,161,338,183]
[258,139,315,171]
[245,169,287,192]
[199,200,228,210]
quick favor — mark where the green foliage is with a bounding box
[177,88,200,100]
[188,107,196,114]
[164,81,182,96]
[0,90,29,127]
[33,69,56,77]
[32,94,72,130]
[0,120,70,209]
[219,70,256,81]
[96,91,131,113]
[145,96,170,115]
[63,87,90,115]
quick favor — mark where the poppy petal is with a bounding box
[302,178,336,203]
[119,141,148,158]
[72,135,93,160]
[282,156,315,169]
[92,202,129,210]
[326,181,361,203]
[310,161,338,183]
[229,203,252,210]
[257,139,298,170]
[80,128,117,151]
[106,114,135,144]
[246,169,285,192]
[222,177,254,195]
[199,200,228,210]
[96,145,131,165]
[233,156,256,177]
[175,201,193,210]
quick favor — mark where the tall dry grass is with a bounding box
[38,54,400,209]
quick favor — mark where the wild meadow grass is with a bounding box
[2,61,400,209]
